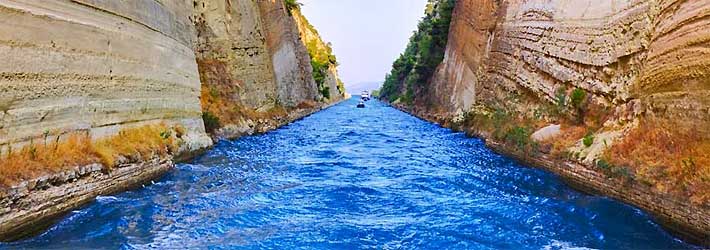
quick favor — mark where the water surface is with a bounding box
[3,98,694,249]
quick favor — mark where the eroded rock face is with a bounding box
[415,0,710,244]
[193,0,344,140]
[432,0,710,127]
[0,0,212,152]
[257,0,319,107]
[293,9,346,102]
[193,0,278,110]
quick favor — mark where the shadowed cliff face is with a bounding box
[258,0,320,107]
[193,0,279,110]
[0,0,212,153]
[193,0,343,137]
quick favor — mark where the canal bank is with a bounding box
[388,102,709,246]
[0,98,347,242]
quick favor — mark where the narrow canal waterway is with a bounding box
[4,98,693,249]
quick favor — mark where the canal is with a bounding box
[4,98,692,249]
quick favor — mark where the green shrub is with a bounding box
[202,111,221,133]
[596,159,612,170]
[320,85,331,100]
[505,126,532,151]
[570,88,586,108]
[583,133,594,147]
[284,0,301,14]
[378,0,455,102]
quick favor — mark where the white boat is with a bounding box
[361,91,370,101]
[357,100,365,108]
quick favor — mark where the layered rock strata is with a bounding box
[0,0,212,153]
[193,0,346,139]
[383,0,710,245]
[0,0,346,241]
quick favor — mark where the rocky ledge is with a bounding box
[0,158,173,241]
[388,102,710,246]
[214,98,348,140]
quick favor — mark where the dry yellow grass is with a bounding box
[198,59,290,132]
[92,124,180,168]
[0,123,181,188]
[546,125,587,157]
[0,134,97,187]
[607,118,710,205]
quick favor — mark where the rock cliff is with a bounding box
[0,0,212,154]
[293,9,346,102]
[193,0,345,138]
[0,0,345,241]
[381,0,709,245]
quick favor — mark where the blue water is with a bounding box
[3,98,694,249]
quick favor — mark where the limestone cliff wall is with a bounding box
[0,0,345,241]
[193,0,278,110]
[258,0,319,107]
[389,0,710,244]
[293,9,346,101]
[433,0,710,126]
[0,0,212,152]
[194,0,344,139]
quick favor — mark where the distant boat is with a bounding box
[357,100,365,108]
[361,91,370,101]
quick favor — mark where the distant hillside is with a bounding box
[347,81,382,94]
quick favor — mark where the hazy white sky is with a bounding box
[299,0,428,92]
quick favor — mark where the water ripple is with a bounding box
[2,99,696,249]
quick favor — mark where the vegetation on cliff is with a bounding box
[197,59,288,133]
[605,119,709,205]
[284,0,302,15]
[292,8,343,100]
[379,0,455,106]
[0,124,184,188]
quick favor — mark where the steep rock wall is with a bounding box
[434,0,710,125]
[0,0,212,152]
[293,9,346,102]
[0,0,346,242]
[385,0,710,245]
[193,0,278,110]
[258,0,319,107]
[194,0,344,139]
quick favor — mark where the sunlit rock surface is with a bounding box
[0,0,212,152]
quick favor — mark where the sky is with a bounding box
[299,0,428,93]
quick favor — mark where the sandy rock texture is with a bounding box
[193,0,344,140]
[257,0,319,107]
[394,0,710,245]
[193,0,279,110]
[0,0,213,153]
[431,0,710,127]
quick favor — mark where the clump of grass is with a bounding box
[607,118,710,205]
[0,123,182,188]
[91,123,180,168]
[504,126,533,152]
[545,125,587,157]
[202,111,221,133]
[295,100,316,109]
[0,134,97,187]
[198,59,289,132]
[284,0,302,14]
[583,133,594,147]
